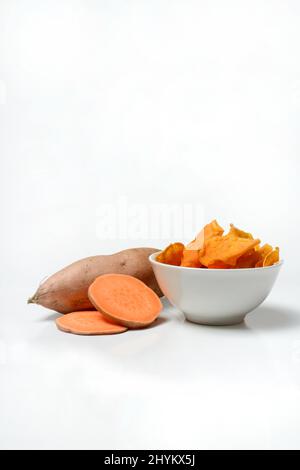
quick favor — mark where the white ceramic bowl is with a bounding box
[150,253,283,326]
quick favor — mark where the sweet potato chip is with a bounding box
[263,247,280,267]
[156,221,280,269]
[186,219,224,251]
[181,220,224,267]
[181,249,204,268]
[207,261,230,269]
[204,219,225,239]
[157,242,184,266]
[255,244,273,267]
[228,224,253,240]
[199,235,260,267]
[259,244,273,257]
[235,249,260,268]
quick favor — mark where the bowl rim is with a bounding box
[149,251,283,272]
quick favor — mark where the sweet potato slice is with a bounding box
[56,311,128,335]
[88,274,162,328]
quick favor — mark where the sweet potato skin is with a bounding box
[28,248,162,314]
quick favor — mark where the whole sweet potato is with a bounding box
[28,247,162,314]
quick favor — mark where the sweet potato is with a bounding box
[88,274,162,328]
[28,247,162,314]
[56,310,128,335]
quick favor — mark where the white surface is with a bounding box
[1,0,300,449]
[1,280,300,450]
[151,254,283,325]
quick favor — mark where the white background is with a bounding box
[1,0,300,449]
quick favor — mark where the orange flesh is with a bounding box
[88,274,162,328]
[56,310,127,335]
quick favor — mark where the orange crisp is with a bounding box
[157,220,280,269]
[181,220,223,267]
[199,235,260,267]
[156,242,185,266]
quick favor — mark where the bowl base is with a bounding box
[184,313,246,326]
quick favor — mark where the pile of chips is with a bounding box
[157,220,280,269]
